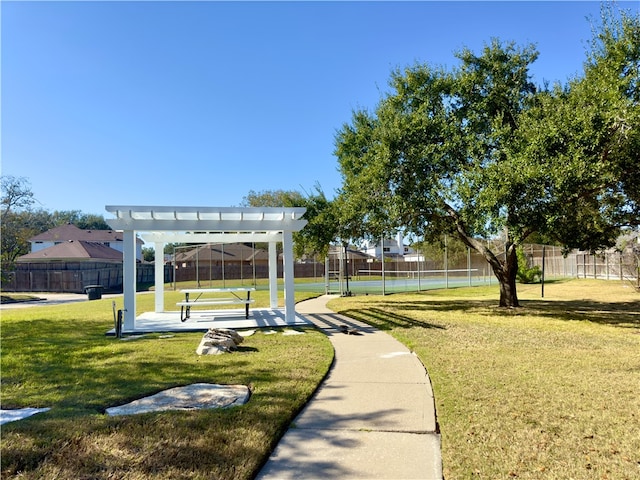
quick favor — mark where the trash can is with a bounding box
[85,285,103,300]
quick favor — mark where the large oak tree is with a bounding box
[335,8,639,307]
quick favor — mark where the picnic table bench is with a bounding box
[177,287,256,322]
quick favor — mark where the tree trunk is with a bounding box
[497,270,519,307]
[446,203,521,307]
[494,245,520,308]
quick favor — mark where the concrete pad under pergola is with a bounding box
[105,206,308,332]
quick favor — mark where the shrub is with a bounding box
[516,247,542,283]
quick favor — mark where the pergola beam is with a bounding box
[140,232,283,244]
[106,206,306,234]
[107,219,306,232]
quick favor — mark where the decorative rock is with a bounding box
[197,328,244,355]
[201,335,236,350]
[204,327,243,344]
[196,343,227,355]
[106,383,250,416]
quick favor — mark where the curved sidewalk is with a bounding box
[257,295,443,480]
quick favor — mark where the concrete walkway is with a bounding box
[257,295,443,480]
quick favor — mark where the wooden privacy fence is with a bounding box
[3,262,163,293]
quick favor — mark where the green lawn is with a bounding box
[328,279,640,480]
[3,279,639,479]
[0,290,333,479]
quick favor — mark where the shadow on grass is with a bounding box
[1,387,312,479]
[337,307,446,331]
[521,298,640,328]
[0,317,318,412]
[1,322,332,479]
[337,297,640,330]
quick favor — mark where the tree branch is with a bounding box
[442,202,505,273]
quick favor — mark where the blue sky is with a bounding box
[2,1,636,216]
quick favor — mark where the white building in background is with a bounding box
[360,232,415,260]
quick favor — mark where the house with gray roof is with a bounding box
[28,223,143,260]
[17,240,123,263]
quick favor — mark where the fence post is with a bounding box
[381,237,386,296]
[444,235,449,289]
[325,256,329,294]
[541,245,546,298]
[620,253,623,281]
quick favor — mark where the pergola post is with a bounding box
[268,241,278,309]
[154,241,165,313]
[282,230,295,324]
[123,229,137,331]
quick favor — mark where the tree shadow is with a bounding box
[337,307,446,331]
[520,298,640,328]
[336,296,640,330]
[0,325,333,479]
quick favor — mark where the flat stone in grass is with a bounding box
[105,383,250,416]
[0,407,50,425]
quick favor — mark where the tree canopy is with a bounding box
[242,186,338,259]
[335,6,639,307]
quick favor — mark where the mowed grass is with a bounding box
[153,280,321,312]
[328,279,640,480]
[0,289,333,479]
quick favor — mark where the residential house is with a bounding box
[173,243,269,268]
[360,232,415,260]
[171,243,271,282]
[28,223,143,260]
[12,240,129,293]
[5,225,150,293]
[18,240,122,263]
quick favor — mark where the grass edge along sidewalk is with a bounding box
[328,279,640,480]
[0,290,333,480]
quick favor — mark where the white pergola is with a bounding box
[105,206,308,331]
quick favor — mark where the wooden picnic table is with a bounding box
[177,287,255,322]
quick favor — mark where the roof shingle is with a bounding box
[18,240,123,262]
[29,224,123,243]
